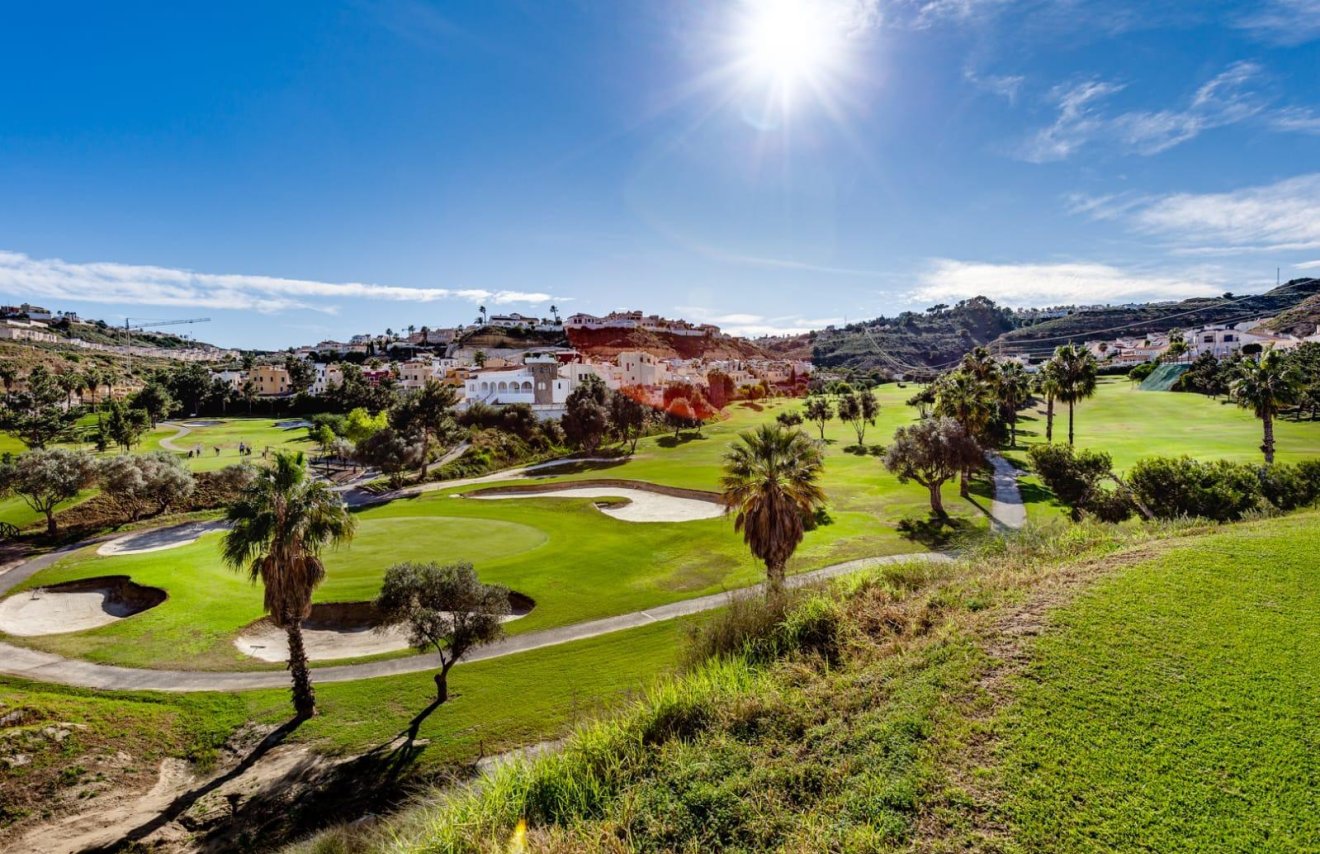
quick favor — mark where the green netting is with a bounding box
[1138,363,1190,391]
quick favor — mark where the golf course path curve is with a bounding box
[0,552,949,692]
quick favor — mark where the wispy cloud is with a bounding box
[0,251,557,314]
[964,68,1026,103]
[1297,260,1320,271]
[1271,107,1320,134]
[1236,0,1320,44]
[909,259,1224,306]
[1022,62,1270,162]
[1072,174,1320,253]
[675,305,841,337]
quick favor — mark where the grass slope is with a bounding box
[1020,377,1320,471]
[996,513,1320,852]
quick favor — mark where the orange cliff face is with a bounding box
[565,326,772,361]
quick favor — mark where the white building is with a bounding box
[310,363,343,396]
[0,320,59,343]
[463,354,600,415]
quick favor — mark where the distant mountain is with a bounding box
[800,280,1320,378]
[994,278,1320,356]
[806,296,1017,377]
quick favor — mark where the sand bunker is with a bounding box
[469,484,724,523]
[0,576,166,637]
[183,419,225,428]
[234,596,534,662]
[98,521,228,556]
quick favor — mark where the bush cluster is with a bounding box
[1129,456,1320,522]
[1030,443,1320,523]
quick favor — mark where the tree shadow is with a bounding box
[656,433,706,448]
[897,515,971,549]
[527,458,628,478]
[87,717,307,852]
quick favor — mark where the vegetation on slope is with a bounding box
[288,507,1320,853]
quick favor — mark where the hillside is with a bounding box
[809,296,1016,376]
[994,278,1320,352]
[566,326,771,360]
[1261,291,1320,337]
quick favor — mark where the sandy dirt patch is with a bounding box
[0,577,165,636]
[470,486,725,523]
[234,598,533,662]
[97,520,229,556]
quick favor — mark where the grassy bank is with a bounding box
[307,509,1319,853]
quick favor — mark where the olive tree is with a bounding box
[99,452,195,522]
[883,417,983,518]
[374,561,511,703]
[0,448,99,535]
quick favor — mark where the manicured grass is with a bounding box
[265,615,689,765]
[994,512,1320,851]
[139,417,315,472]
[0,417,315,528]
[10,466,930,669]
[1020,377,1320,471]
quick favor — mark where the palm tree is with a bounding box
[1231,350,1301,464]
[721,424,825,595]
[998,361,1031,448]
[1052,344,1099,446]
[1036,364,1062,443]
[1165,332,1190,364]
[221,453,356,719]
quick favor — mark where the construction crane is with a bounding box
[122,317,211,374]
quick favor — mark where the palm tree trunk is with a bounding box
[1068,400,1076,446]
[765,559,786,596]
[1262,412,1275,464]
[1045,395,1055,443]
[284,615,317,719]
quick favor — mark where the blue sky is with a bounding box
[1,0,1318,349]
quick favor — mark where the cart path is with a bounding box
[0,552,950,692]
[0,451,1025,692]
[986,453,1027,532]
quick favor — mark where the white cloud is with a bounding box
[909,259,1223,306]
[964,68,1025,103]
[0,251,557,314]
[1271,107,1320,134]
[675,305,841,337]
[1021,62,1282,161]
[1297,260,1320,270]
[1022,79,1126,162]
[1237,0,1320,44]
[1085,174,1320,253]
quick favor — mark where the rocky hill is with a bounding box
[994,278,1320,354]
[1260,291,1320,337]
[566,327,770,361]
[808,296,1017,376]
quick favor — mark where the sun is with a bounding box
[732,0,854,112]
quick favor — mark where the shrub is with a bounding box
[1128,457,1263,522]
[1257,461,1320,511]
[683,590,844,668]
[1027,443,1130,521]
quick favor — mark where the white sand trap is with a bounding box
[234,598,533,662]
[471,487,724,523]
[98,521,228,556]
[0,578,165,636]
[236,623,416,662]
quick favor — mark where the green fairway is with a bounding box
[0,417,318,529]
[1020,377,1320,471]
[8,470,931,669]
[994,512,1320,851]
[140,417,315,472]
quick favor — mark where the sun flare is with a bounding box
[731,0,859,114]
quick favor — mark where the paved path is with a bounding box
[156,422,193,452]
[986,453,1027,532]
[0,552,949,692]
[0,452,1024,693]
